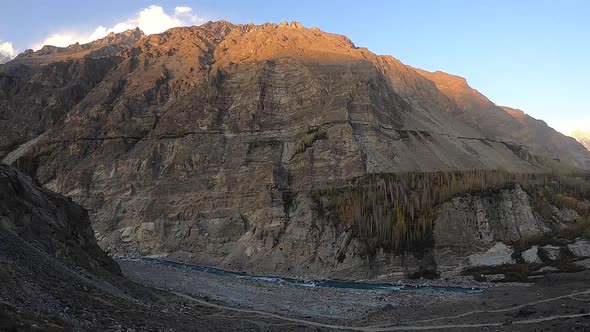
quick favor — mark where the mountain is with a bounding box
[1,21,589,279]
[571,130,590,150]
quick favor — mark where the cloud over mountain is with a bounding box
[32,5,206,50]
[0,40,16,63]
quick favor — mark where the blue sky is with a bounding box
[0,1,588,134]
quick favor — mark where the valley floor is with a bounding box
[121,260,590,331]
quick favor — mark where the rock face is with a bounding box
[467,243,515,267]
[0,21,588,279]
[522,246,542,264]
[434,185,550,252]
[433,185,554,276]
[568,239,590,257]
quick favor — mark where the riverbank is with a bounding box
[120,259,590,331]
[120,259,473,320]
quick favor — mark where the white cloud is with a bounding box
[174,6,193,15]
[0,41,17,63]
[32,5,206,50]
[174,6,204,24]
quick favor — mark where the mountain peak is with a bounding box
[93,27,145,45]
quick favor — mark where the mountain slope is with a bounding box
[0,29,144,159]
[415,69,590,169]
[1,21,588,277]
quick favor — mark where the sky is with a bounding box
[0,0,588,135]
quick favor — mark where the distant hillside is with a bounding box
[571,130,590,150]
[415,69,589,170]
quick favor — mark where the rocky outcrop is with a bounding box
[569,239,590,257]
[431,184,590,278]
[434,185,550,253]
[467,243,515,267]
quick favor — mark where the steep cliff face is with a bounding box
[0,21,587,279]
[434,185,550,252]
[433,185,551,275]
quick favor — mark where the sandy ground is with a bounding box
[120,260,590,331]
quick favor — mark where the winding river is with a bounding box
[130,257,483,294]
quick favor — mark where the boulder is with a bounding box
[568,239,590,257]
[468,242,515,267]
[522,246,542,264]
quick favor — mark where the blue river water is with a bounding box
[131,257,483,294]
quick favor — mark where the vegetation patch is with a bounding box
[312,169,590,255]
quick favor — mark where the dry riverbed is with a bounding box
[120,260,590,331]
